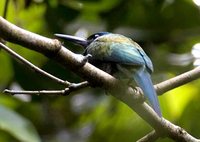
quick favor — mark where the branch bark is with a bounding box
[0,17,200,142]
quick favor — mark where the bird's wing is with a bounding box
[88,42,153,73]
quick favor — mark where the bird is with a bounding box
[55,32,162,117]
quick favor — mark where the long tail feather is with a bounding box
[133,68,161,117]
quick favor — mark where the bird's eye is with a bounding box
[87,33,101,42]
[94,34,99,38]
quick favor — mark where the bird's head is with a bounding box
[55,32,110,48]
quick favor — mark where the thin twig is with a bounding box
[3,89,68,95]
[155,66,200,95]
[3,0,9,19]
[69,81,89,90]
[0,42,90,95]
[0,42,70,86]
[137,130,160,142]
[3,81,89,95]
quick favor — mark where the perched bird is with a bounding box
[55,32,162,117]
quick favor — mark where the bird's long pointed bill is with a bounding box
[54,34,88,47]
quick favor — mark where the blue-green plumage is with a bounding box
[55,32,162,117]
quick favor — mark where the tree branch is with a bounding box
[0,42,70,86]
[3,0,10,19]
[0,17,200,142]
[3,81,89,95]
[137,130,159,142]
[155,66,200,95]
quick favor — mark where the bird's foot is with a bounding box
[132,87,145,103]
[75,54,92,67]
[82,54,92,64]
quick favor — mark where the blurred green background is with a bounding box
[0,0,200,141]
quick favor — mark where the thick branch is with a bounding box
[0,17,61,56]
[0,17,200,142]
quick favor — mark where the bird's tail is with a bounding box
[133,68,162,117]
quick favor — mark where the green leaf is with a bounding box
[0,105,41,142]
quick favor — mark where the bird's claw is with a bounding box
[132,87,145,102]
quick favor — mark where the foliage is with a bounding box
[0,0,200,141]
